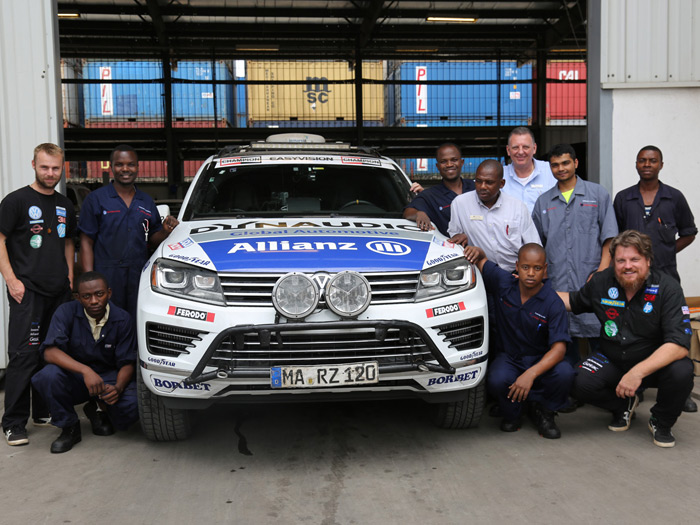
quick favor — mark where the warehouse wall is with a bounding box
[0,0,64,368]
[611,88,700,293]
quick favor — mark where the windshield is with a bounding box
[184,162,412,220]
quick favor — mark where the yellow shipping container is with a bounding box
[247,60,384,122]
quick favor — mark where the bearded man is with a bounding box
[557,230,694,448]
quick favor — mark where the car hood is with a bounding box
[159,218,463,272]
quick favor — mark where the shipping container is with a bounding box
[86,159,202,182]
[61,58,84,127]
[386,61,533,127]
[546,60,587,125]
[83,60,164,120]
[246,60,385,122]
[171,60,236,123]
[400,157,497,179]
[250,120,383,128]
[85,119,231,128]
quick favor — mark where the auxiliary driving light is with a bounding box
[272,272,319,319]
[325,271,371,318]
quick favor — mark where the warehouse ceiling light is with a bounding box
[235,44,279,51]
[58,12,81,18]
[395,47,439,53]
[426,16,477,23]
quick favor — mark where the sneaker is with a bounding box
[532,404,561,439]
[608,395,639,431]
[4,427,29,446]
[648,417,675,448]
[32,417,53,427]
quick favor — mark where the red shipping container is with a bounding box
[546,61,586,125]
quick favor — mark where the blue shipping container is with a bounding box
[83,60,164,120]
[386,61,532,127]
[250,120,383,128]
[400,157,504,178]
[171,60,236,123]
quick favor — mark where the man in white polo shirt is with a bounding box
[501,127,557,212]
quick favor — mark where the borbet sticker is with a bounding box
[426,302,465,318]
[168,306,215,322]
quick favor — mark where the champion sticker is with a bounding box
[30,234,42,249]
[605,308,619,320]
[167,306,215,322]
[643,302,653,314]
[682,306,690,315]
[57,224,66,238]
[426,302,466,318]
[608,287,619,299]
[217,156,261,167]
[601,298,625,307]
[604,320,618,337]
[340,156,381,167]
[28,206,42,220]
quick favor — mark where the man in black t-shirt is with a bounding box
[0,143,77,446]
[557,231,694,448]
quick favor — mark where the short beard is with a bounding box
[35,176,59,191]
[618,271,648,295]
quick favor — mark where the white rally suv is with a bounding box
[137,134,488,440]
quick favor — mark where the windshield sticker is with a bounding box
[341,156,382,166]
[216,156,261,167]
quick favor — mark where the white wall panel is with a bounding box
[602,0,700,87]
[0,0,63,368]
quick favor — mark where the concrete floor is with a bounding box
[1,386,698,525]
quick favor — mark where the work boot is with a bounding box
[532,404,561,439]
[682,396,697,413]
[84,400,115,436]
[50,422,82,453]
[499,418,521,432]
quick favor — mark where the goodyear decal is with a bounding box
[601,298,625,307]
[197,234,431,272]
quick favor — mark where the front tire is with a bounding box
[137,367,193,441]
[433,381,485,429]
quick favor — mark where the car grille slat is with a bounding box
[218,271,419,306]
[206,327,432,369]
[146,322,206,357]
[434,317,485,351]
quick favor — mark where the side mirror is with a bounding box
[157,204,170,221]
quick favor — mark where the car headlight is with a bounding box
[272,272,319,319]
[325,271,371,318]
[151,258,226,305]
[416,258,476,301]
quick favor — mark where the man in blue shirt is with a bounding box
[31,272,138,453]
[403,143,475,237]
[79,145,179,320]
[464,243,573,438]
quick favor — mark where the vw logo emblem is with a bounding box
[366,240,411,256]
[311,272,331,290]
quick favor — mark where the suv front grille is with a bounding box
[146,322,206,357]
[207,325,431,370]
[218,271,419,307]
[435,317,485,351]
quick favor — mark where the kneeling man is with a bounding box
[32,272,138,453]
[465,243,574,438]
[557,230,694,447]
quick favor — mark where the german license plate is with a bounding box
[270,362,378,389]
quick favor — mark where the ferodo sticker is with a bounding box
[340,156,381,166]
[426,302,465,318]
[216,156,261,167]
[168,306,215,322]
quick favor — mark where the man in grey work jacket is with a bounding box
[532,144,618,369]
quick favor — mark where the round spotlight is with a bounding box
[325,271,371,318]
[272,272,319,319]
